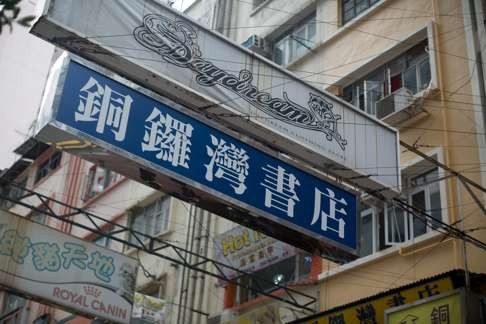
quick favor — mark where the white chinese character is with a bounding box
[312,188,347,238]
[142,108,193,168]
[205,134,249,195]
[261,164,300,217]
[76,77,132,141]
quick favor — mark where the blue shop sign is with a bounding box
[54,61,358,252]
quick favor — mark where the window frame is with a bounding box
[384,203,409,246]
[342,0,381,25]
[92,230,113,249]
[274,13,316,66]
[358,206,378,256]
[128,197,171,246]
[383,162,446,245]
[34,151,62,184]
[83,164,122,201]
[407,167,444,238]
[140,279,166,300]
[342,40,431,116]
[27,203,48,225]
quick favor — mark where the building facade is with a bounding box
[1,0,486,323]
[183,0,486,322]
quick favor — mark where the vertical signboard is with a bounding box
[35,55,357,260]
[31,0,400,198]
[0,210,138,323]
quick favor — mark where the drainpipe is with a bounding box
[456,180,471,289]
[431,0,460,268]
[187,208,204,324]
[177,204,194,323]
[181,204,198,324]
[223,0,233,38]
[195,211,211,324]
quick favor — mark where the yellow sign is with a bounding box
[387,290,462,324]
[301,277,454,324]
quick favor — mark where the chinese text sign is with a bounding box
[0,210,138,323]
[53,60,358,252]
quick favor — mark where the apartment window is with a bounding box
[236,253,312,304]
[141,279,166,300]
[357,202,390,257]
[93,228,113,249]
[384,167,443,246]
[10,178,27,201]
[357,162,444,255]
[83,165,121,201]
[342,0,380,25]
[343,40,431,117]
[358,207,377,256]
[2,293,25,324]
[384,203,409,245]
[410,168,443,235]
[274,14,316,66]
[129,197,171,245]
[3,294,25,313]
[29,207,47,225]
[93,235,110,248]
[2,178,27,209]
[34,151,61,184]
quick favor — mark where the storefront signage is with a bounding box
[297,277,454,324]
[132,293,167,324]
[31,0,400,198]
[223,304,281,324]
[385,290,464,324]
[35,56,358,259]
[0,210,138,324]
[214,226,296,280]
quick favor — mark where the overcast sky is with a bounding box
[0,0,197,170]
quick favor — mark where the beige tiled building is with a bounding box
[184,0,486,322]
[1,0,486,323]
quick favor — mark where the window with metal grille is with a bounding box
[34,151,61,184]
[83,164,122,201]
[342,0,380,25]
[274,13,316,66]
[129,197,171,246]
[342,40,431,117]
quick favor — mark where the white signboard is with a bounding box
[31,0,400,198]
[132,293,167,324]
[214,226,296,281]
[0,210,138,323]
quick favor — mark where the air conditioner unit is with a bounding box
[375,87,427,127]
[376,87,415,119]
[241,34,270,57]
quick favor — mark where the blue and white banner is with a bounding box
[31,0,399,199]
[38,58,357,255]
